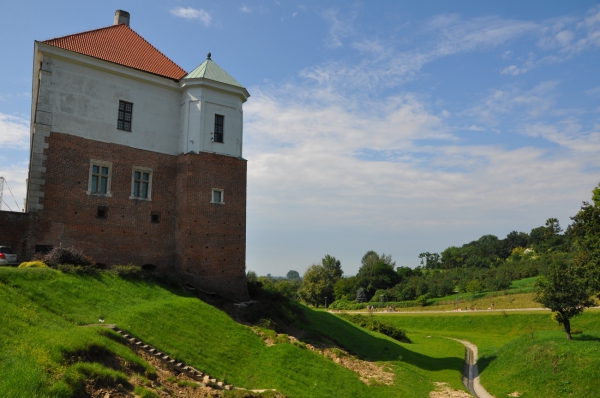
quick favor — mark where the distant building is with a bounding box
[0,10,250,300]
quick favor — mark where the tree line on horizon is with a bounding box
[248,182,600,339]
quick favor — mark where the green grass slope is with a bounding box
[379,310,600,397]
[0,268,469,398]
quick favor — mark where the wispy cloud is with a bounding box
[0,113,29,149]
[521,120,600,153]
[170,7,211,26]
[320,8,355,49]
[465,81,559,125]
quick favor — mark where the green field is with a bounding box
[379,310,600,397]
[1,267,598,398]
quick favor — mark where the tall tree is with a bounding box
[286,270,300,280]
[356,251,398,298]
[297,264,333,307]
[535,259,594,340]
[322,254,343,282]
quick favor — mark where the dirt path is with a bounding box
[448,339,494,398]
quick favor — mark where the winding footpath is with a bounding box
[449,338,494,398]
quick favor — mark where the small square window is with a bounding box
[211,189,224,204]
[88,160,112,196]
[117,100,133,131]
[214,114,224,143]
[151,212,161,224]
[97,206,108,219]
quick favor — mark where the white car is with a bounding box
[0,246,18,266]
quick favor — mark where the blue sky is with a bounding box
[1,1,600,276]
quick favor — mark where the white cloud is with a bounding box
[240,5,252,14]
[465,81,559,125]
[320,8,355,49]
[0,113,29,149]
[521,120,600,153]
[170,7,211,26]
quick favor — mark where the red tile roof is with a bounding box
[43,24,187,80]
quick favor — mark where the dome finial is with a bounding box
[207,52,211,60]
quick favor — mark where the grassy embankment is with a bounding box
[0,267,470,398]
[379,309,600,397]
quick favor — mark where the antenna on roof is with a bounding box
[207,52,212,60]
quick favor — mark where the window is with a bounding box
[87,160,112,196]
[214,114,224,143]
[130,167,152,200]
[97,206,108,219]
[211,189,224,204]
[151,211,161,224]
[117,100,133,131]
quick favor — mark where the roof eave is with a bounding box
[180,77,250,102]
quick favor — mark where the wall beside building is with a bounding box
[0,211,33,261]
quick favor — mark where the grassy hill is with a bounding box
[379,310,600,397]
[2,267,598,398]
[0,267,469,397]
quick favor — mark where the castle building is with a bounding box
[1,10,250,300]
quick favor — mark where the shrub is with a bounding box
[43,247,95,267]
[56,264,99,275]
[110,264,144,279]
[18,261,48,268]
[338,313,411,343]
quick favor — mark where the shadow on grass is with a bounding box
[574,334,600,342]
[476,355,496,374]
[301,309,465,374]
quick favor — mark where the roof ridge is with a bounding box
[42,23,124,43]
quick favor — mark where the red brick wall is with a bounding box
[0,211,32,261]
[176,152,249,301]
[28,132,248,300]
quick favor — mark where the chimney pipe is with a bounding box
[114,10,130,26]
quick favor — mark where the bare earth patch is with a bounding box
[252,328,394,386]
[428,382,472,398]
[508,392,522,397]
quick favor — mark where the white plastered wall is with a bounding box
[37,46,182,156]
[180,85,244,158]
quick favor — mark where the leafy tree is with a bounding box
[535,260,594,340]
[322,254,343,282]
[465,279,483,293]
[419,252,441,269]
[356,251,398,298]
[286,270,300,280]
[333,276,357,300]
[297,264,333,307]
[570,182,600,293]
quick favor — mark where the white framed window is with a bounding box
[129,166,152,200]
[87,160,112,196]
[211,188,224,204]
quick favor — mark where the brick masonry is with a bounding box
[6,132,249,301]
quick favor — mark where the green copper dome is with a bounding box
[183,53,244,88]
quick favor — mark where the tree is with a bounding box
[570,182,600,294]
[333,276,357,300]
[535,260,594,340]
[356,287,367,303]
[297,264,333,307]
[286,270,300,280]
[322,254,343,282]
[356,251,399,298]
